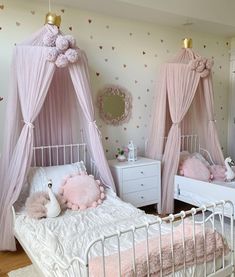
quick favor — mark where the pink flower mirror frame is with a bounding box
[97,85,132,126]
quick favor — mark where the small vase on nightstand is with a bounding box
[117,154,126,162]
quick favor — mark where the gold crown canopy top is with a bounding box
[182,38,193,48]
[45,12,61,28]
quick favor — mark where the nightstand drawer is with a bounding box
[122,164,159,181]
[122,188,158,206]
[123,177,157,193]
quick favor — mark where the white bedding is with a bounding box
[14,189,227,277]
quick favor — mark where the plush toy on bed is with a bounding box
[179,156,213,182]
[26,181,61,219]
[59,172,105,210]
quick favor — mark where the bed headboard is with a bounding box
[32,143,100,177]
[32,143,87,167]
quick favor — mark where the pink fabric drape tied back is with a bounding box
[89,120,102,138]
[23,121,34,129]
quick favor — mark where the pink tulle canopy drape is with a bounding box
[0,24,115,251]
[146,48,224,214]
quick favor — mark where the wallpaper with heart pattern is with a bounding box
[0,0,230,159]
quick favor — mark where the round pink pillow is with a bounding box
[59,172,105,211]
[180,156,213,182]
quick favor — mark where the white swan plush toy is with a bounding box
[224,157,235,182]
[26,181,61,219]
[45,181,61,218]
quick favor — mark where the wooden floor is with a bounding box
[0,200,191,276]
[0,241,31,277]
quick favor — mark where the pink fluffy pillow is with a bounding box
[59,172,105,210]
[179,156,212,182]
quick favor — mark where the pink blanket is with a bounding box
[89,220,228,277]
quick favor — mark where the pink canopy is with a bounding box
[0,24,115,251]
[146,48,224,214]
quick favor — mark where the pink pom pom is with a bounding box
[43,33,57,47]
[97,199,102,205]
[92,201,98,208]
[196,64,205,73]
[200,69,210,78]
[64,35,76,48]
[72,204,79,210]
[55,54,69,68]
[46,48,59,62]
[99,186,104,192]
[100,193,105,200]
[67,202,73,208]
[65,49,79,63]
[80,204,87,210]
[56,35,69,51]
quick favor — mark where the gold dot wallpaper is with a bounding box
[0,0,230,159]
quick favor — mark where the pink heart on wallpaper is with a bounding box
[0,5,4,9]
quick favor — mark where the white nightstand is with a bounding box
[108,157,161,211]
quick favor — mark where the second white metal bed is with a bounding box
[172,134,235,218]
[12,143,235,277]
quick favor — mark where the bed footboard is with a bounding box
[50,201,234,277]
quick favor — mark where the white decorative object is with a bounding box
[224,157,235,182]
[127,140,137,162]
[108,157,161,211]
[45,181,61,218]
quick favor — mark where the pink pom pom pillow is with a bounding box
[179,156,212,182]
[59,172,105,210]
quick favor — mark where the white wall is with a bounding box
[0,0,230,159]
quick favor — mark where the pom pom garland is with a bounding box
[65,48,79,63]
[64,35,76,48]
[56,35,69,51]
[43,33,57,47]
[55,54,69,68]
[47,48,59,62]
[44,31,79,67]
[189,57,213,78]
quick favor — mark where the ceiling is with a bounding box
[39,0,235,37]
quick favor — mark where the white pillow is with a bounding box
[27,161,86,195]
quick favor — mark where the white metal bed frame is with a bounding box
[13,143,235,277]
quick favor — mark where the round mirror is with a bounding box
[97,85,132,125]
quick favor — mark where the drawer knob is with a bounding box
[140,171,144,174]
[141,196,144,199]
[141,184,144,186]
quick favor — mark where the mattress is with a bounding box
[14,189,227,277]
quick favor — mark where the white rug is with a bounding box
[8,265,40,277]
